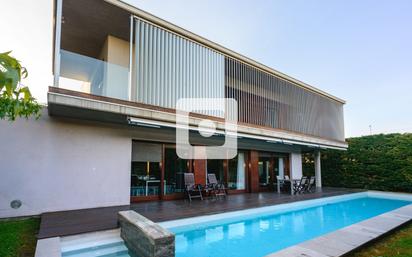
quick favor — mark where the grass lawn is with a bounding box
[0,218,40,257]
[348,222,412,257]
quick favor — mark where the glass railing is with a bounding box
[58,49,129,101]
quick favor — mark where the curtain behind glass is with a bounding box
[236,153,245,190]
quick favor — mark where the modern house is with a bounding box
[0,0,347,218]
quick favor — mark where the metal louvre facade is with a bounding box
[132,18,225,117]
[225,58,345,141]
[131,18,344,142]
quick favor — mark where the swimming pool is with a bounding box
[61,191,412,257]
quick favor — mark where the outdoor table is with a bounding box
[145,180,166,196]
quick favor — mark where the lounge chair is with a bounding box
[207,173,226,199]
[184,173,203,202]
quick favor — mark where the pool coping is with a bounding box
[266,202,412,257]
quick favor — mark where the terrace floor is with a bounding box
[38,187,362,239]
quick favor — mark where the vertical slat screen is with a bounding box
[133,18,225,117]
[224,57,345,141]
[132,18,344,142]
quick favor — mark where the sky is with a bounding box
[1,0,411,138]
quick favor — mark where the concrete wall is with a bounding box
[290,153,303,179]
[0,109,131,218]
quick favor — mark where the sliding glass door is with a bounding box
[131,141,162,199]
[206,159,224,182]
[164,146,191,195]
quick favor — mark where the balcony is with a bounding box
[49,0,347,149]
[59,49,129,101]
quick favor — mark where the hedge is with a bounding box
[312,133,412,193]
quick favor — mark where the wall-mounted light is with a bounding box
[10,200,22,209]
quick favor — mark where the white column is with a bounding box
[290,153,302,179]
[315,150,322,188]
[53,0,63,87]
[289,153,303,196]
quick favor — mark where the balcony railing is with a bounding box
[59,49,129,101]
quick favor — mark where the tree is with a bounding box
[0,51,41,120]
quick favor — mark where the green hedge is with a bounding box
[320,133,412,192]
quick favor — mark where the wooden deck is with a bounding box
[38,187,361,239]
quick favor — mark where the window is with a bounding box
[131,141,162,197]
[164,147,190,195]
[207,159,224,182]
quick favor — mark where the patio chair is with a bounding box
[184,173,203,202]
[304,176,316,193]
[284,175,290,180]
[207,173,226,199]
[293,176,308,194]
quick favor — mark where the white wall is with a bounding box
[0,110,131,218]
[290,152,303,179]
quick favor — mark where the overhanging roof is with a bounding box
[48,88,348,150]
[103,0,346,104]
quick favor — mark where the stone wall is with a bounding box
[118,211,175,257]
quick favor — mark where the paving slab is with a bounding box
[300,235,354,256]
[392,205,412,218]
[34,237,61,257]
[326,229,374,246]
[357,215,408,232]
[266,246,328,257]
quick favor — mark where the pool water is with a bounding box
[61,194,411,257]
[172,197,409,257]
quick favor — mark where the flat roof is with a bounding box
[104,0,346,104]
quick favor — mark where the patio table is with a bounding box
[145,180,166,196]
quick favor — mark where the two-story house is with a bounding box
[0,0,347,218]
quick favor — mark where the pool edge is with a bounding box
[159,191,369,230]
[265,201,412,256]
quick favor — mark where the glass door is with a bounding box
[164,146,191,196]
[207,159,225,183]
[258,157,271,188]
[130,141,162,200]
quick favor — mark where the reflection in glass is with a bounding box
[258,157,271,187]
[130,141,162,197]
[207,159,224,182]
[164,147,189,194]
